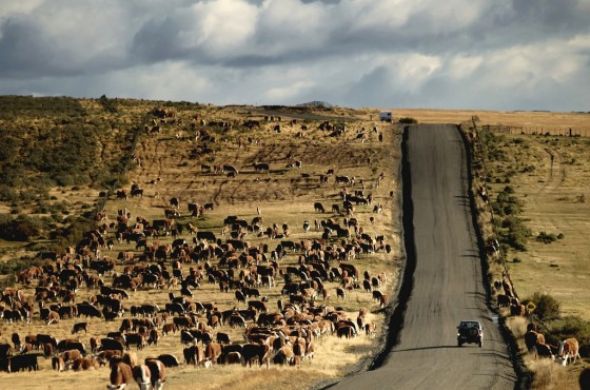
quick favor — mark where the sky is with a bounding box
[0,0,589,110]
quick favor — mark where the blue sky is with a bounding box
[0,0,589,110]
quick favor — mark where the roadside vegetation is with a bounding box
[397,117,417,124]
[463,117,590,389]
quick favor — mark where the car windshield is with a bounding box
[460,321,480,329]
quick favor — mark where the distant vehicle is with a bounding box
[457,320,483,347]
[379,112,393,122]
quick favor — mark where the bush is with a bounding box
[505,230,529,251]
[99,94,118,113]
[0,96,85,120]
[499,216,530,251]
[0,215,42,241]
[0,185,18,202]
[536,231,557,244]
[0,256,45,275]
[513,138,526,145]
[53,216,95,251]
[547,316,590,357]
[492,188,523,217]
[398,117,417,124]
[526,292,560,321]
[0,274,17,289]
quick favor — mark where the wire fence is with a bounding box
[482,124,590,137]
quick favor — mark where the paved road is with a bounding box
[333,124,516,390]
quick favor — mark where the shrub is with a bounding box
[0,255,46,275]
[398,117,417,124]
[493,190,522,216]
[99,94,118,113]
[536,231,557,244]
[513,138,526,145]
[0,274,17,288]
[0,96,85,119]
[0,215,41,241]
[547,316,590,357]
[0,185,18,202]
[526,292,560,321]
[504,230,529,251]
[53,216,95,251]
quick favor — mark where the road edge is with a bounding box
[313,124,410,390]
[367,124,416,369]
[456,125,532,390]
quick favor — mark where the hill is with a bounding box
[0,96,401,390]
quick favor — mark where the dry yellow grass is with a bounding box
[0,316,382,390]
[467,122,590,388]
[395,108,590,136]
[505,316,589,389]
[482,133,590,319]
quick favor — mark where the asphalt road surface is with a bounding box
[333,124,516,390]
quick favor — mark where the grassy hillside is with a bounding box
[0,96,402,389]
[0,96,154,281]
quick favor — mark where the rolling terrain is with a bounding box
[0,97,401,389]
[7,98,589,389]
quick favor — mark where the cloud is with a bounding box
[0,0,588,110]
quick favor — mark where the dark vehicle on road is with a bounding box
[457,320,483,347]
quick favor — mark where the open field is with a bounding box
[0,98,401,389]
[466,122,590,388]
[481,132,590,319]
[395,108,590,136]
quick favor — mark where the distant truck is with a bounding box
[379,112,393,122]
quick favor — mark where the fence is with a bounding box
[482,124,590,137]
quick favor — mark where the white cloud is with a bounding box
[0,0,588,110]
[265,80,314,101]
[0,0,43,19]
[447,55,483,80]
[567,33,590,49]
[256,0,329,53]
[188,0,258,57]
[109,62,212,101]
